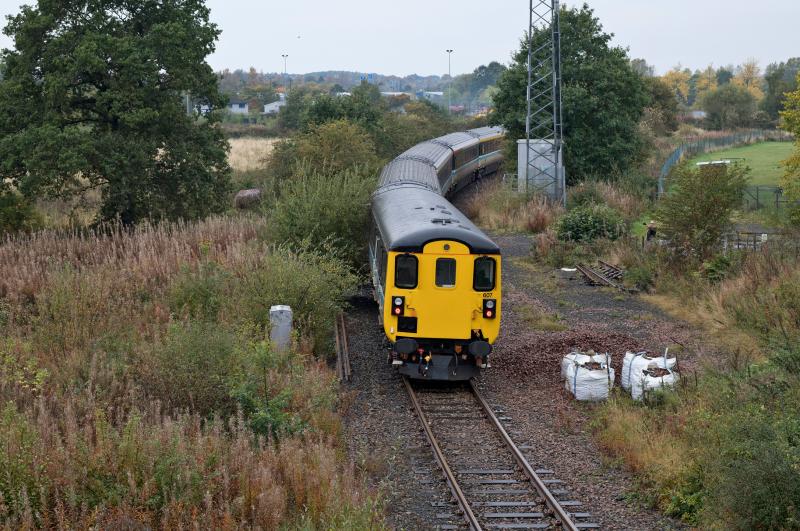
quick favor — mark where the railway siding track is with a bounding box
[404,377,599,530]
[576,262,629,292]
[335,312,352,382]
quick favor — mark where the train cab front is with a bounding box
[383,240,501,381]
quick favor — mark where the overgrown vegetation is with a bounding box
[0,218,381,527]
[655,163,748,259]
[596,242,800,528]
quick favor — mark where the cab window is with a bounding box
[435,258,457,287]
[395,254,418,289]
[473,257,495,291]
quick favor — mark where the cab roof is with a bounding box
[372,185,500,254]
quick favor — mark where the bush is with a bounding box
[0,189,40,236]
[231,244,358,350]
[656,163,748,260]
[625,265,655,291]
[169,262,231,321]
[136,321,241,417]
[557,204,626,242]
[568,180,647,221]
[269,163,376,268]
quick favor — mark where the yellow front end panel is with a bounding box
[383,241,501,343]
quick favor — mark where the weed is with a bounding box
[518,304,568,331]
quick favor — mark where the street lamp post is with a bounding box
[446,49,453,114]
[281,54,289,91]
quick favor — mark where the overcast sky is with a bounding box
[0,1,797,76]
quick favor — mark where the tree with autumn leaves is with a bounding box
[779,74,800,223]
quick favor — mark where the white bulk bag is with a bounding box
[564,355,615,401]
[622,351,677,391]
[630,362,680,401]
[561,351,593,379]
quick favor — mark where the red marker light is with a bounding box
[486,310,493,318]
[394,307,401,315]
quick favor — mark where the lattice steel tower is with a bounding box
[522,0,565,205]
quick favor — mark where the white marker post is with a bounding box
[269,305,293,352]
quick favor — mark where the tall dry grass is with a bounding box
[568,181,646,221]
[228,137,281,172]
[0,216,264,303]
[0,216,381,528]
[463,181,564,233]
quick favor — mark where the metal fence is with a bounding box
[741,185,799,212]
[657,129,794,195]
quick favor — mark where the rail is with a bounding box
[403,377,588,530]
[334,313,351,382]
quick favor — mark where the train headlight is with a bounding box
[482,299,497,319]
[392,296,405,316]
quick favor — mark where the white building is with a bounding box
[263,93,286,115]
[227,99,249,115]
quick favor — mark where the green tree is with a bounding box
[780,74,800,212]
[267,119,380,185]
[643,77,679,133]
[702,84,756,130]
[492,4,649,183]
[0,0,230,224]
[656,163,748,260]
[716,66,734,86]
[762,58,800,122]
[630,58,655,78]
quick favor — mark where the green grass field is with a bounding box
[687,141,795,186]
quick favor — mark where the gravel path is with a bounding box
[342,233,701,530]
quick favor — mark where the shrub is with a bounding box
[656,163,748,260]
[231,244,358,350]
[0,188,40,236]
[169,262,230,322]
[700,371,800,529]
[269,163,376,268]
[136,321,241,417]
[557,204,626,242]
[0,216,381,528]
[701,253,736,283]
[625,265,655,291]
[568,180,646,221]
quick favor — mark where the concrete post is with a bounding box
[269,305,293,351]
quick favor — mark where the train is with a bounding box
[369,126,505,381]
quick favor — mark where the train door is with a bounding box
[414,240,473,340]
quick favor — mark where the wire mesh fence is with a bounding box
[658,129,794,195]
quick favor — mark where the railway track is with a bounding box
[404,377,599,530]
[335,312,351,382]
[576,262,627,291]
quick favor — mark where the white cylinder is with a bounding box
[269,305,293,351]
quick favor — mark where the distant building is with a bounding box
[227,99,249,114]
[263,93,286,115]
[418,91,444,101]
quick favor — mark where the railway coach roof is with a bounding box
[434,131,479,149]
[372,184,500,254]
[468,126,504,138]
[398,141,452,167]
[378,158,441,192]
